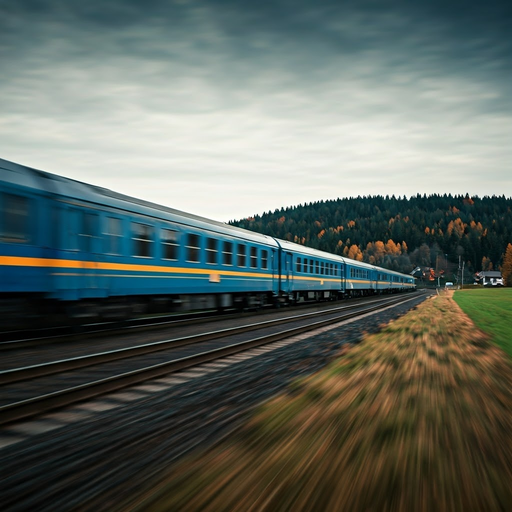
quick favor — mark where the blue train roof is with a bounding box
[276,239,344,262]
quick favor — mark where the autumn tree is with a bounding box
[344,244,363,261]
[502,244,512,286]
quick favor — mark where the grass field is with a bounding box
[139,292,512,511]
[453,287,512,358]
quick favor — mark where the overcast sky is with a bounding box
[1,0,511,221]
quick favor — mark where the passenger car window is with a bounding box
[162,228,179,260]
[1,193,30,242]
[237,244,246,267]
[132,222,153,257]
[79,212,98,253]
[261,249,268,269]
[206,237,218,264]
[106,217,122,255]
[250,246,257,268]
[186,233,200,262]
[296,257,301,273]
[223,241,233,265]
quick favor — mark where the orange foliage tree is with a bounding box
[344,244,363,261]
[502,244,512,286]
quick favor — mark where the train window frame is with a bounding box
[237,243,246,267]
[223,241,233,266]
[162,228,179,261]
[79,211,99,253]
[250,246,257,269]
[296,257,301,273]
[206,237,218,265]
[132,222,154,258]
[1,192,31,243]
[303,258,308,273]
[105,217,123,255]
[261,249,268,270]
[186,233,201,263]
[315,261,319,274]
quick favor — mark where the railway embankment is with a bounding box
[140,290,512,511]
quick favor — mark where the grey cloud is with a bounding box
[0,0,510,220]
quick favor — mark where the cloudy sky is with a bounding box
[1,0,511,221]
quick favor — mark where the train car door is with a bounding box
[340,262,346,295]
[284,251,293,295]
[57,207,101,300]
[271,248,279,296]
[54,207,80,299]
[79,210,101,295]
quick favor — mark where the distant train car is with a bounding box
[276,239,345,302]
[0,158,415,325]
[343,258,377,296]
[376,268,416,293]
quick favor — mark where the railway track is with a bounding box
[0,292,425,425]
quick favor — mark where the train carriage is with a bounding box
[276,239,345,303]
[375,268,416,293]
[0,159,280,318]
[342,259,377,297]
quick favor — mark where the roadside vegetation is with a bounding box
[140,292,512,511]
[454,287,512,358]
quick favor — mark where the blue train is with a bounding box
[0,158,415,324]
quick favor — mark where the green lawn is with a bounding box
[453,287,512,358]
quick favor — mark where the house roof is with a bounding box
[476,271,502,278]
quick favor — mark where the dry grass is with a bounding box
[140,293,512,511]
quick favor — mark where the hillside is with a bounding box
[230,194,512,278]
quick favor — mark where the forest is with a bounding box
[230,194,512,286]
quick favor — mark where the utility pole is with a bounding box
[457,254,461,290]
